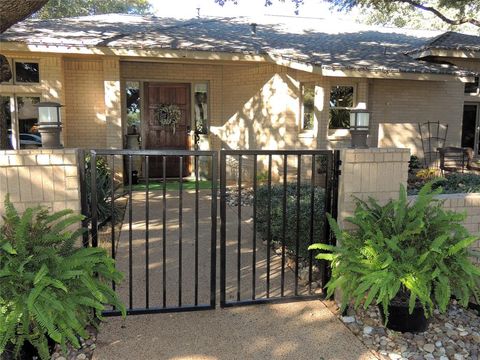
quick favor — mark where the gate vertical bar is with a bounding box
[237,155,242,301]
[219,152,227,307]
[252,155,257,300]
[77,149,89,247]
[308,154,316,294]
[281,155,287,297]
[128,155,133,309]
[110,155,116,293]
[210,152,218,308]
[162,156,167,308]
[90,151,98,248]
[295,155,301,295]
[322,152,333,288]
[145,155,150,308]
[194,155,199,306]
[266,154,272,298]
[178,156,183,307]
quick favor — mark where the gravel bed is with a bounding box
[50,325,97,360]
[339,300,480,360]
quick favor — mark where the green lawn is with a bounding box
[130,180,212,192]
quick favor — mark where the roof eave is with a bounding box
[409,48,480,60]
[1,40,473,82]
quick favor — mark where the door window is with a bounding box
[461,104,479,154]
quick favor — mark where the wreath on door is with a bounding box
[154,104,181,133]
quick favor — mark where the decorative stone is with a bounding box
[76,354,87,360]
[423,343,435,353]
[341,316,356,324]
[363,326,373,335]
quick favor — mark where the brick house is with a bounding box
[0,14,479,164]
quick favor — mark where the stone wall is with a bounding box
[0,149,81,216]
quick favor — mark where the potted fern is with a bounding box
[0,196,125,360]
[309,181,480,333]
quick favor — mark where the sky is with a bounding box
[149,0,344,19]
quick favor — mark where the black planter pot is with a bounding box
[379,302,429,333]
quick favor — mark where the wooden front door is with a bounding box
[145,82,191,178]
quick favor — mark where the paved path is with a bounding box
[94,190,376,360]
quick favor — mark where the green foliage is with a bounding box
[408,172,480,195]
[256,183,325,259]
[0,196,125,359]
[256,171,269,185]
[309,181,480,323]
[327,0,480,30]
[34,0,152,19]
[408,155,422,174]
[85,155,119,224]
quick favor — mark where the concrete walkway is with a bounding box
[94,190,376,360]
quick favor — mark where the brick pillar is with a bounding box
[103,58,122,149]
[337,148,410,230]
[103,58,123,181]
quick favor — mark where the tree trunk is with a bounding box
[0,0,48,33]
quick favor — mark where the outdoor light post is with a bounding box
[349,109,370,148]
[36,102,63,148]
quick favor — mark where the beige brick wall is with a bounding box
[337,148,410,230]
[64,59,106,148]
[371,78,465,157]
[119,61,373,153]
[0,149,81,216]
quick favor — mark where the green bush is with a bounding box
[309,181,480,323]
[85,155,119,224]
[408,172,480,195]
[256,183,326,259]
[0,196,125,360]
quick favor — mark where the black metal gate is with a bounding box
[219,150,340,307]
[80,149,217,316]
[80,149,340,315]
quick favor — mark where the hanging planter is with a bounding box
[154,104,181,133]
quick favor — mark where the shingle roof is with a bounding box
[412,31,480,52]
[1,14,477,76]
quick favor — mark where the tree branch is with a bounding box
[396,0,480,27]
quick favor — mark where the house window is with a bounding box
[329,85,354,129]
[301,83,315,130]
[194,83,208,134]
[465,77,479,95]
[14,61,40,83]
[0,95,41,149]
[126,81,140,132]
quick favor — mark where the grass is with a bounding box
[130,179,212,191]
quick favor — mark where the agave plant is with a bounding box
[0,196,125,360]
[309,181,480,323]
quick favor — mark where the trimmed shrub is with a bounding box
[256,183,326,259]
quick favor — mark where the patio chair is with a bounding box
[466,147,480,173]
[438,147,469,174]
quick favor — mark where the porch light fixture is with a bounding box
[36,102,63,149]
[349,109,370,149]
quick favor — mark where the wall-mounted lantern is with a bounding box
[349,109,370,148]
[36,102,63,148]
